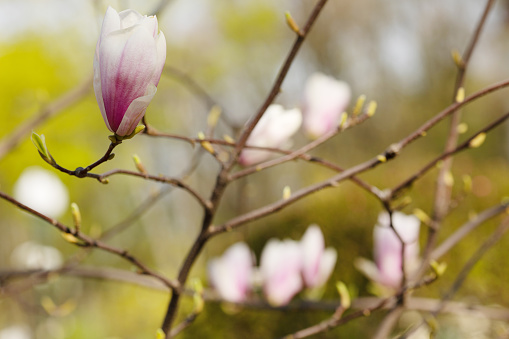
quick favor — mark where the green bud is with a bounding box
[336,281,351,309]
[31,131,54,165]
[71,202,81,232]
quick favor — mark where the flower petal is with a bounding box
[208,242,253,302]
[116,84,157,136]
[300,225,325,287]
[99,25,158,132]
[260,239,303,306]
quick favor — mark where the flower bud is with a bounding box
[303,73,351,139]
[239,105,302,166]
[93,7,166,137]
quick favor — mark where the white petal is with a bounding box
[316,247,337,287]
[300,225,325,287]
[152,31,167,86]
[260,239,303,306]
[208,242,253,303]
[303,72,351,138]
[98,7,121,47]
[93,53,111,132]
[118,9,145,29]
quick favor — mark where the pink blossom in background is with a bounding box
[239,104,302,166]
[300,225,337,289]
[373,212,421,288]
[208,242,253,303]
[303,72,351,139]
[94,7,166,136]
[260,239,303,306]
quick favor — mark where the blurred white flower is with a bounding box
[300,225,337,289]
[239,104,302,166]
[0,325,31,339]
[260,239,302,306]
[13,166,69,218]
[303,72,351,139]
[208,242,254,303]
[10,241,63,270]
[356,212,420,289]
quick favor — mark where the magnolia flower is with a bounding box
[94,7,166,137]
[10,241,63,270]
[0,325,31,339]
[303,73,351,138]
[355,212,420,289]
[260,239,303,306]
[208,242,253,303]
[13,166,69,218]
[300,225,337,289]
[239,105,302,166]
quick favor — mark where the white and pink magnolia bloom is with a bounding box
[356,212,421,289]
[208,242,254,303]
[303,73,351,139]
[374,212,420,287]
[300,225,337,289]
[239,105,302,166]
[260,239,303,306]
[94,7,166,136]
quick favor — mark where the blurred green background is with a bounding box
[1,0,509,338]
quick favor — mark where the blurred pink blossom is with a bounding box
[356,212,420,289]
[300,225,337,289]
[208,242,254,303]
[94,7,166,136]
[260,239,303,306]
[239,104,302,166]
[303,72,351,138]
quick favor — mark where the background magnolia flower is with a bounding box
[260,239,303,306]
[0,325,31,339]
[13,166,69,218]
[303,72,351,139]
[355,212,421,289]
[208,242,253,303]
[300,225,337,289]
[239,105,302,166]
[94,7,166,136]
[10,241,63,270]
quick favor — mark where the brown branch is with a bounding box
[160,1,330,336]
[431,202,509,261]
[434,216,509,314]
[232,0,329,162]
[96,169,212,211]
[211,156,382,235]
[428,0,495,271]
[0,190,179,291]
[391,110,509,195]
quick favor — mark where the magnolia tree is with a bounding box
[1,1,509,338]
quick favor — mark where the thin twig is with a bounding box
[431,202,509,261]
[391,110,509,195]
[0,190,179,291]
[427,0,495,272]
[231,0,329,164]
